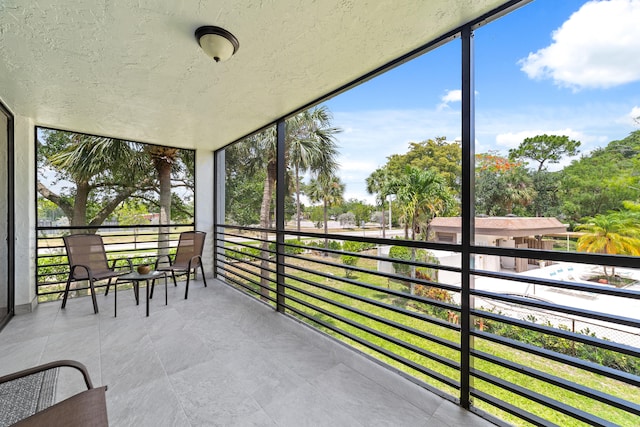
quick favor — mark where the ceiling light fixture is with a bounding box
[195,26,239,63]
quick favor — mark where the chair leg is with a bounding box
[104,278,113,296]
[89,280,99,314]
[171,271,178,287]
[61,278,73,309]
[200,264,207,287]
[184,272,190,300]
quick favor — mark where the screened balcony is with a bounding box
[2,0,640,426]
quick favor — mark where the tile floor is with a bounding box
[0,279,496,426]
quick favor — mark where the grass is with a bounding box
[223,251,639,426]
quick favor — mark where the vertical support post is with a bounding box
[276,120,286,313]
[460,24,476,410]
[213,149,226,280]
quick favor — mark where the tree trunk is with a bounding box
[323,199,329,255]
[71,180,90,229]
[295,166,301,232]
[381,201,386,239]
[259,160,276,301]
[157,159,172,259]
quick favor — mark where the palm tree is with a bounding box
[145,145,181,256]
[389,166,454,240]
[287,106,340,231]
[233,106,341,300]
[307,173,345,250]
[576,212,640,282]
[38,131,152,229]
[366,167,391,238]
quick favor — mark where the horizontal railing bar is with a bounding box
[471,369,615,427]
[472,269,640,300]
[219,224,463,252]
[473,308,640,357]
[283,265,459,331]
[283,301,461,390]
[285,260,461,315]
[472,330,640,388]
[286,251,461,292]
[471,246,640,269]
[217,253,277,278]
[472,289,640,329]
[216,260,277,286]
[284,291,460,370]
[217,271,278,305]
[37,223,194,230]
[218,231,274,245]
[216,241,276,258]
[471,349,640,416]
[285,241,461,274]
[470,389,555,427]
[285,281,460,352]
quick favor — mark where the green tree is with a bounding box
[233,106,340,299]
[37,130,154,229]
[366,167,392,237]
[576,211,640,282]
[385,137,461,195]
[288,106,341,231]
[508,134,580,173]
[475,152,535,216]
[388,166,454,240]
[559,131,640,224]
[307,173,345,237]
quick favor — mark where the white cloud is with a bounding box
[630,106,640,124]
[519,0,640,90]
[441,89,461,103]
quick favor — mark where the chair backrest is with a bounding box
[174,231,206,267]
[63,234,110,279]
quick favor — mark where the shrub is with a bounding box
[388,246,439,280]
[341,241,362,277]
[328,240,342,251]
[388,246,412,276]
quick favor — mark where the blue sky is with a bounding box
[321,0,640,203]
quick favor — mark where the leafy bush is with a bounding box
[389,246,412,276]
[480,311,640,375]
[413,284,453,319]
[388,246,439,279]
[341,241,362,277]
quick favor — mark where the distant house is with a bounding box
[430,216,568,272]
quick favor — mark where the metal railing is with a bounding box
[215,224,640,426]
[36,224,195,301]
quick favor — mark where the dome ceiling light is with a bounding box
[195,26,240,63]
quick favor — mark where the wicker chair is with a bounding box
[62,234,131,314]
[153,231,207,299]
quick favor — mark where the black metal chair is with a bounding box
[62,234,131,314]
[153,231,207,299]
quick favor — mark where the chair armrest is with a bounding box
[0,360,95,390]
[68,264,94,281]
[109,257,133,272]
[154,254,174,269]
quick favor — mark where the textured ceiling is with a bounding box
[0,0,510,151]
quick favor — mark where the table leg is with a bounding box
[146,279,150,317]
[164,273,168,306]
[114,280,117,317]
